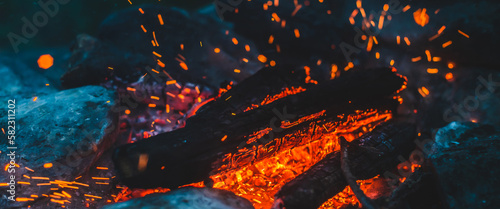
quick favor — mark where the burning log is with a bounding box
[273,121,416,209]
[112,67,406,189]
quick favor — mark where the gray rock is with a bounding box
[434,121,481,149]
[102,187,254,209]
[429,122,500,209]
[0,85,119,208]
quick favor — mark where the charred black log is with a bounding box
[272,121,416,209]
[112,67,406,189]
[192,64,315,117]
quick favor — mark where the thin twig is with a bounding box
[340,136,380,209]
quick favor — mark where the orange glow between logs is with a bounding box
[210,110,392,208]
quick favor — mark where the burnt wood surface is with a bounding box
[112,67,406,189]
[273,121,417,209]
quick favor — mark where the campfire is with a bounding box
[109,66,409,209]
[2,0,499,208]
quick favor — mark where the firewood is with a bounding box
[112,67,406,189]
[273,121,416,209]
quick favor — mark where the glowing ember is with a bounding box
[418,86,430,97]
[37,54,54,69]
[232,37,239,45]
[413,8,429,27]
[294,29,300,38]
[445,72,454,81]
[243,87,307,112]
[458,30,470,38]
[258,54,268,63]
[442,41,452,48]
[427,68,438,74]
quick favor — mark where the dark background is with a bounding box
[0,0,213,52]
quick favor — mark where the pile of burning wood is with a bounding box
[108,65,422,209]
